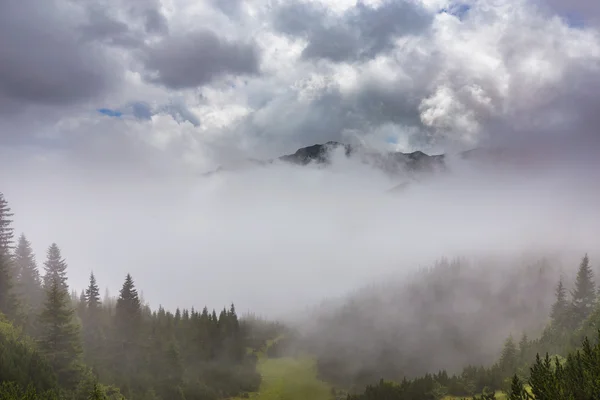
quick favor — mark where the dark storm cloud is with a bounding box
[273,0,432,62]
[141,30,260,89]
[0,0,118,110]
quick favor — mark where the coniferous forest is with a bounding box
[344,255,600,399]
[3,187,600,400]
[0,192,262,399]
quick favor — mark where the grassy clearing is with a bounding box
[231,336,333,400]
[231,356,333,400]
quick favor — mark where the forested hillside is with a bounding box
[347,255,600,399]
[0,192,263,400]
[301,257,562,390]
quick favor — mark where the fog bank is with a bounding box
[2,147,599,315]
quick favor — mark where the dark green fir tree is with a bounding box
[570,254,595,328]
[550,277,568,328]
[13,234,43,316]
[38,275,83,389]
[0,193,17,318]
[43,243,69,292]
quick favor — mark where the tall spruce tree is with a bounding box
[550,277,568,328]
[0,193,17,318]
[518,333,529,364]
[82,272,104,366]
[38,275,83,389]
[499,336,518,377]
[570,254,596,328]
[85,272,101,312]
[13,234,43,317]
[115,273,141,342]
[113,274,142,393]
[43,243,68,292]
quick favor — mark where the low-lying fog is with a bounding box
[2,145,599,316]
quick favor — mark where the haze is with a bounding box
[2,0,600,317]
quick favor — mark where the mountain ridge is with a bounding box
[204,141,459,178]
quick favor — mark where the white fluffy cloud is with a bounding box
[2,0,599,170]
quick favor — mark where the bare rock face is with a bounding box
[204,142,512,194]
[277,141,446,175]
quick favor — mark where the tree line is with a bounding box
[0,192,262,399]
[347,254,600,399]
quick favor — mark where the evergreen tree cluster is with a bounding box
[510,331,600,400]
[348,330,600,400]
[348,254,600,399]
[0,192,261,400]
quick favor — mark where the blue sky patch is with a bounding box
[97,108,123,117]
[440,3,471,20]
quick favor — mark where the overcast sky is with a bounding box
[1,0,599,315]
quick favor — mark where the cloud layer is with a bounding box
[1,0,599,169]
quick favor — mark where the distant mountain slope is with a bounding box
[205,141,449,179]
[298,257,561,389]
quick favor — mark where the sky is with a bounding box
[1,0,600,315]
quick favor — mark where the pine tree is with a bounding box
[0,194,17,318]
[528,353,556,399]
[112,274,143,394]
[38,275,83,388]
[550,277,568,328]
[115,273,141,342]
[13,234,43,313]
[570,254,596,328]
[508,375,529,400]
[518,333,529,363]
[82,272,104,363]
[499,336,518,377]
[13,235,43,334]
[85,272,101,311]
[43,243,68,292]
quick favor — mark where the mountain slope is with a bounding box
[206,141,449,180]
